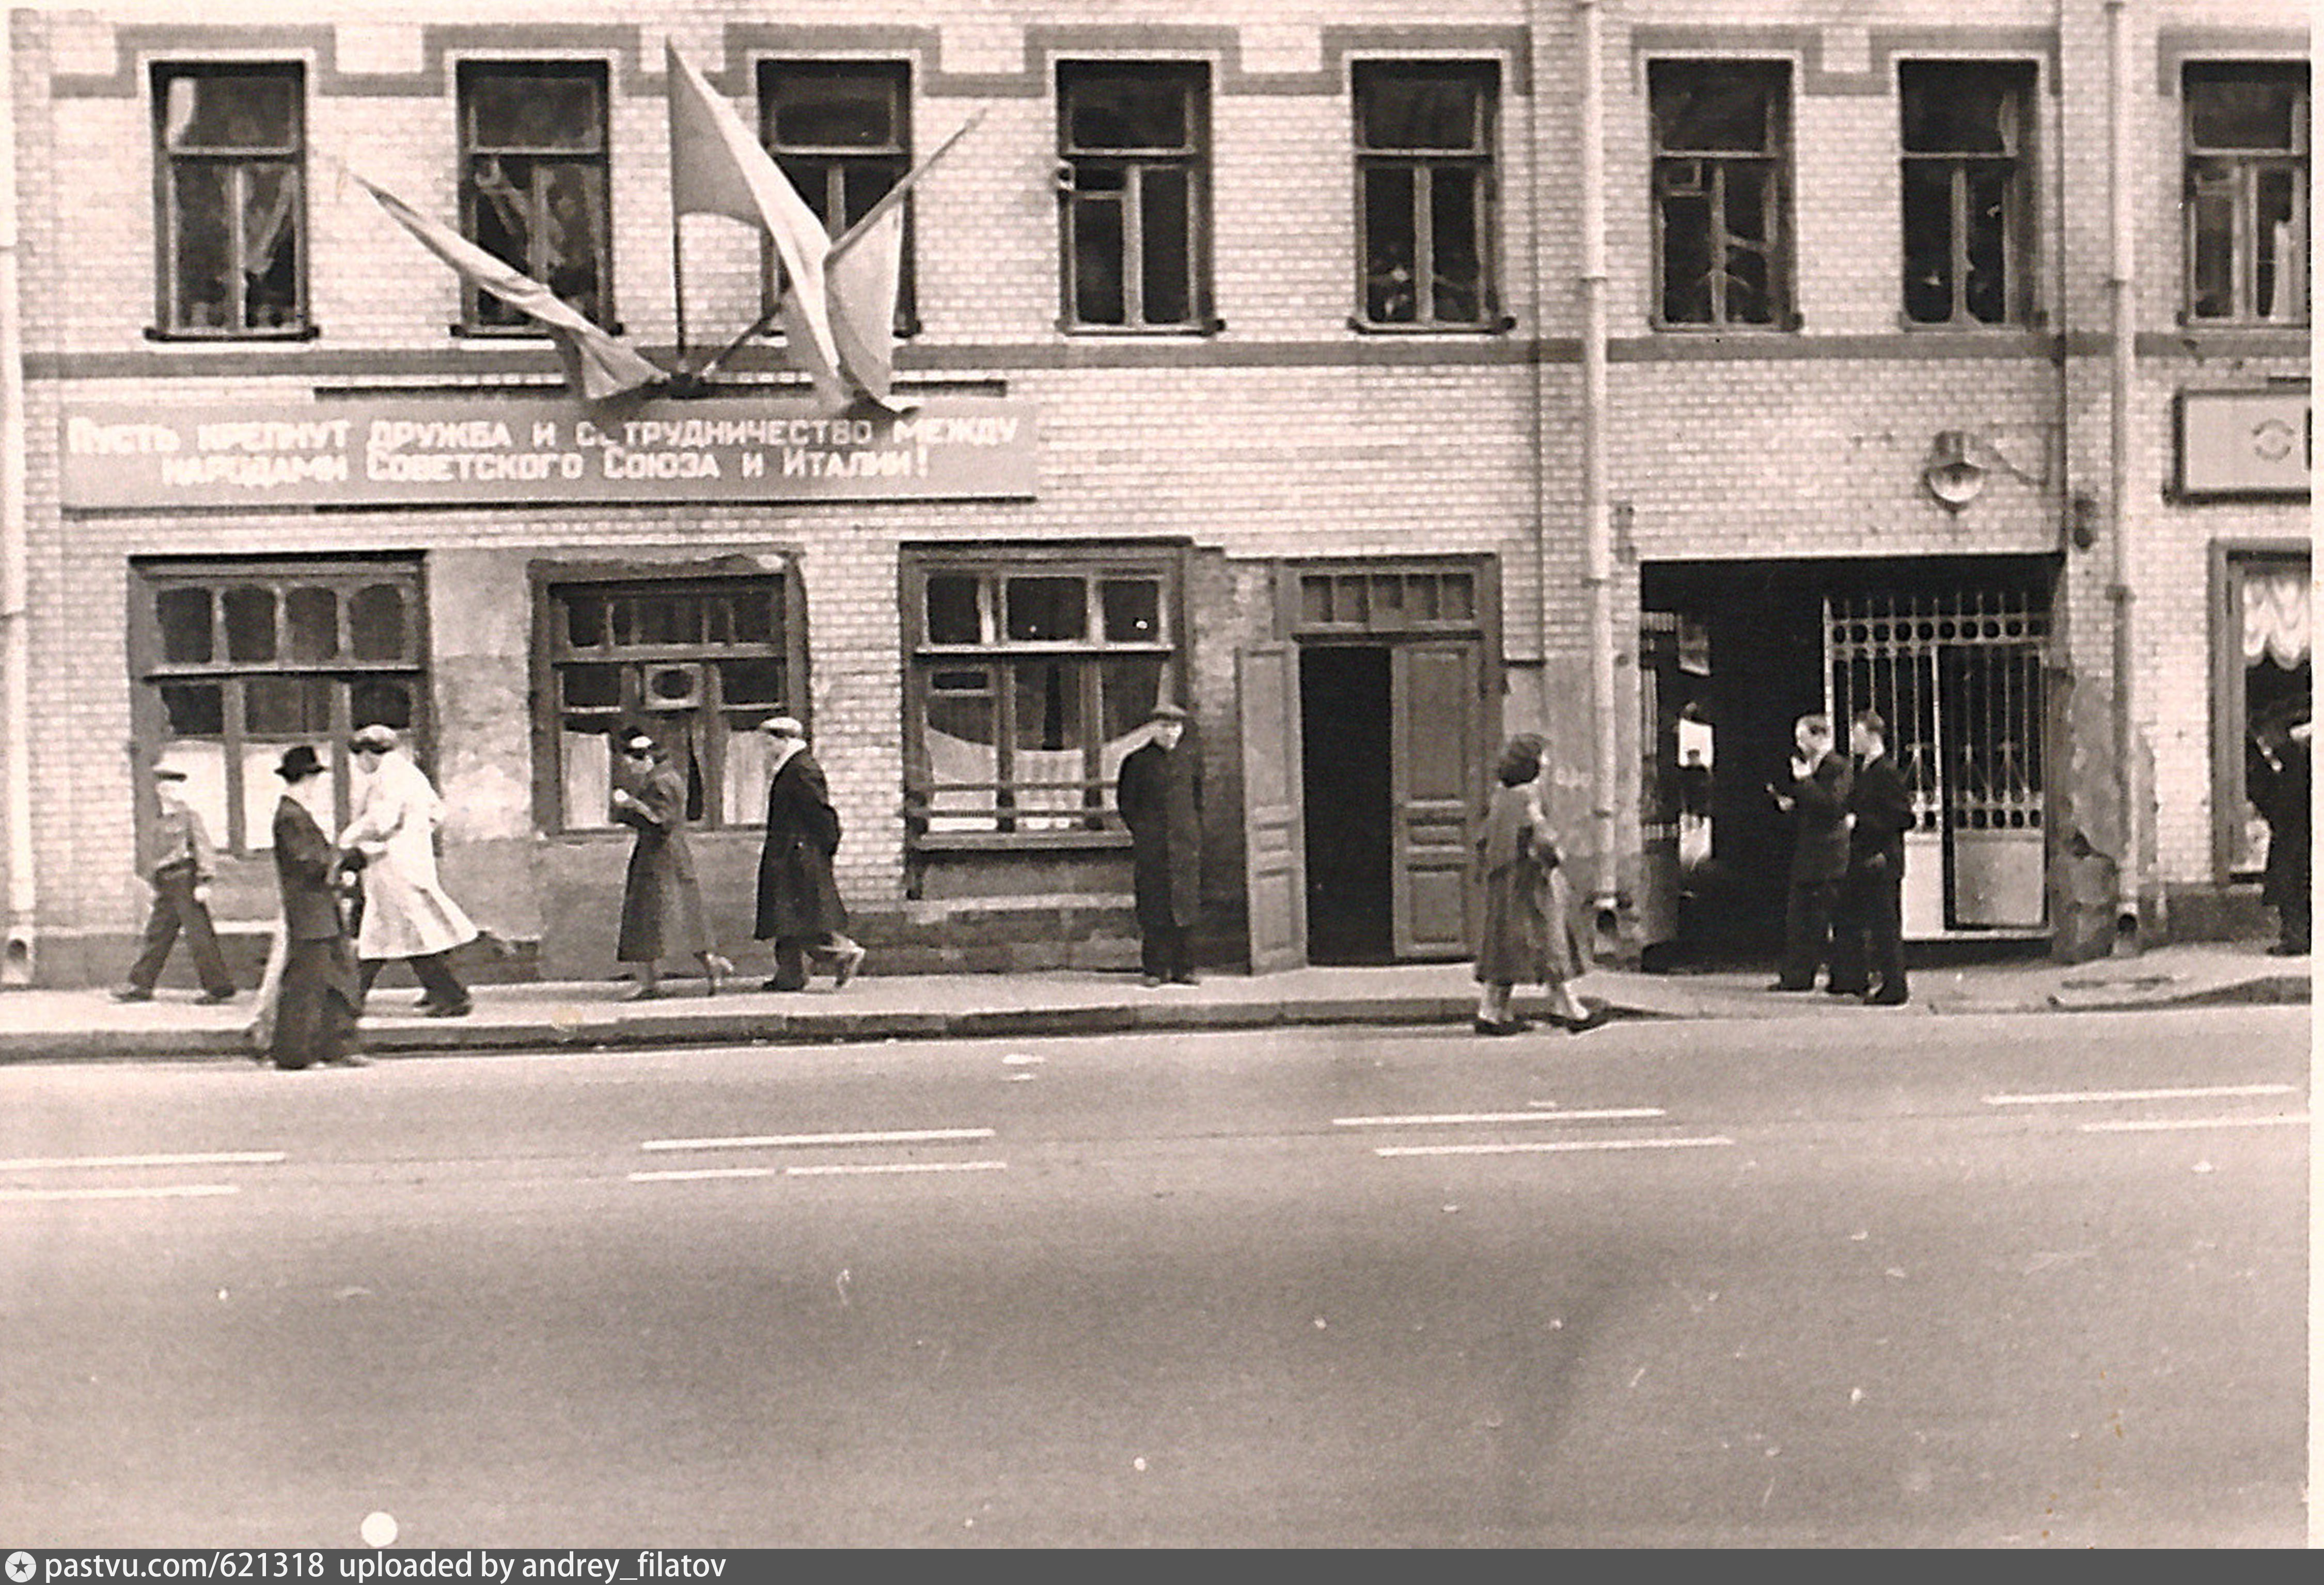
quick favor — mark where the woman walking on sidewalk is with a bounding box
[609,730,730,1000]
[1472,734,1603,1036]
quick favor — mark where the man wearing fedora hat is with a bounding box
[1116,702,1202,986]
[266,744,364,1069]
[113,758,237,1005]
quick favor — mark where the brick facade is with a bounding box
[0,2,2305,986]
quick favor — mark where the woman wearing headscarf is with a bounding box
[1472,734,1603,1035]
[268,744,365,1069]
[609,728,729,999]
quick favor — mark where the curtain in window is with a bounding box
[2242,566,2312,667]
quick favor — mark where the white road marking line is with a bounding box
[0,1184,240,1202]
[628,1167,779,1183]
[1375,1136,1733,1159]
[1982,1084,2298,1107]
[1333,1108,1666,1128]
[2076,1114,2309,1135]
[640,1128,995,1152]
[786,1161,1009,1178]
[0,1151,286,1171]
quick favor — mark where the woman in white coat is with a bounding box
[340,725,478,1017]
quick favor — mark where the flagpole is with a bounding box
[690,286,786,383]
[670,187,688,371]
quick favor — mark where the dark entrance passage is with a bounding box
[1300,645,1394,963]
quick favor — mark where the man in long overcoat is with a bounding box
[753,716,865,991]
[1769,712,1852,991]
[1116,702,1202,986]
[1829,709,1915,1005]
[2251,712,2311,956]
[268,744,363,1070]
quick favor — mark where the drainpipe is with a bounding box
[1575,0,1618,929]
[2105,0,2141,946]
[0,11,33,986]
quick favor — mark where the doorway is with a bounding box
[1300,645,1394,963]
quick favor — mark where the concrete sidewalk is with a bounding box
[0,940,2306,1063]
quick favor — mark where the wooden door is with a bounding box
[1390,640,1480,958]
[1238,644,1307,973]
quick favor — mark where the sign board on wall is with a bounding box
[2175,387,2310,499]
[60,394,1037,510]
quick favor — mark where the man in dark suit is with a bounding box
[1768,713,1852,991]
[752,716,865,991]
[1117,703,1202,986]
[2249,711,2311,957]
[1830,709,1916,1005]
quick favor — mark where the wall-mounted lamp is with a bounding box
[2068,491,2101,551]
[1923,430,1988,512]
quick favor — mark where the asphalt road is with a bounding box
[0,1007,2307,1548]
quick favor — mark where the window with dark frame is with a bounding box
[1649,60,1793,328]
[1899,61,2035,327]
[1354,61,1499,329]
[2184,62,2310,325]
[542,576,803,833]
[457,60,613,331]
[132,560,425,854]
[152,63,306,337]
[1057,62,1211,331]
[759,60,916,332]
[905,552,1180,837]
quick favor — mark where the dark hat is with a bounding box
[1148,702,1189,723]
[150,762,189,782]
[274,744,324,782]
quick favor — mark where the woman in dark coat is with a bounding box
[752,716,863,991]
[610,730,728,999]
[268,744,364,1069]
[1472,734,1600,1035]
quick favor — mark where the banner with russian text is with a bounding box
[59,395,1037,510]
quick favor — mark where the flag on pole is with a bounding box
[664,42,849,407]
[825,205,903,406]
[355,175,666,401]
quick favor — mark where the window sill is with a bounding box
[910,829,1132,853]
[1348,315,1515,335]
[454,321,626,339]
[1057,320,1226,338]
[144,325,320,343]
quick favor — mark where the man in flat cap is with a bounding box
[114,758,238,1004]
[752,715,866,991]
[1116,702,1203,986]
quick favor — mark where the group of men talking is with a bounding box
[1769,709,1915,1006]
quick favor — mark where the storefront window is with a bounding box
[906,551,1179,836]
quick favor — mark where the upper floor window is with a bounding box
[1900,61,2036,327]
[132,559,425,853]
[2185,63,2309,325]
[152,64,306,338]
[760,60,916,331]
[1650,61,1793,328]
[539,574,804,833]
[1057,63,1211,331]
[1353,61,1500,329]
[458,61,612,331]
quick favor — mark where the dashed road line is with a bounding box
[783,1160,1009,1178]
[1333,1108,1666,1129]
[640,1128,995,1152]
[1374,1136,1734,1159]
[2076,1114,2309,1135]
[0,1151,287,1171]
[1982,1084,2298,1107]
[0,1184,241,1202]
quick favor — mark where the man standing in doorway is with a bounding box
[1117,702,1202,987]
[1768,712,1852,992]
[1829,709,1914,1005]
[753,716,866,991]
[114,760,238,1005]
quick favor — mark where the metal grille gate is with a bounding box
[1826,589,2048,933]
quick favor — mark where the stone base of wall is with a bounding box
[2161,882,2277,944]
